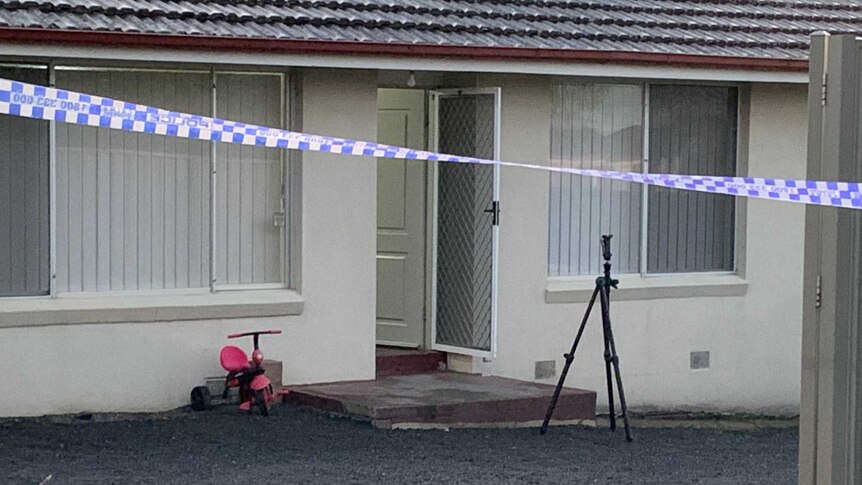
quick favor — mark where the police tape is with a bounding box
[0,77,859,210]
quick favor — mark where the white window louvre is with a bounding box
[214,73,284,287]
[549,82,737,276]
[54,70,212,292]
[647,85,737,273]
[0,66,50,296]
[39,67,289,295]
[549,83,643,276]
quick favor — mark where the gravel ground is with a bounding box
[0,406,797,485]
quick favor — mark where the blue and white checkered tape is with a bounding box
[1,77,860,210]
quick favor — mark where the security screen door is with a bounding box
[430,88,500,357]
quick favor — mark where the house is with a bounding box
[0,1,848,417]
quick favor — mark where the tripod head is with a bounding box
[601,235,612,262]
[600,234,618,289]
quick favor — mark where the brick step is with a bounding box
[283,372,596,429]
[375,347,447,378]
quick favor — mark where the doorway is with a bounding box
[375,89,427,348]
[375,87,500,357]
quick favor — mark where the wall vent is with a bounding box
[690,351,710,370]
[535,360,556,379]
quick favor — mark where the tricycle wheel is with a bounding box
[190,386,212,411]
[255,389,269,416]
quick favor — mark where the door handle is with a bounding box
[483,201,500,226]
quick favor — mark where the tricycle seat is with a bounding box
[220,345,251,373]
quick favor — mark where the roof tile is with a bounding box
[0,0,860,59]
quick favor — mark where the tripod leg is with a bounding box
[600,289,633,442]
[540,285,600,435]
[599,286,616,432]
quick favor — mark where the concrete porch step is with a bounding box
[283,372,596,429]
[375,347,446,378]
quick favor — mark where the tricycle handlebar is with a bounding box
[227,330,283,339]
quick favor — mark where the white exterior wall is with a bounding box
[480,78,807,414]
[0,68,378,417]
[290,68,378,385]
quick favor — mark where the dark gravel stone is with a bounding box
[0,406,798,484]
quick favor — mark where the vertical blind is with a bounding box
[548,83,643,276]
[215,73,284,286]
[53,69,286,294]
[56,70,212,292]
[0,66,50,296]
[549,82,737,276]
[648,86,737,273]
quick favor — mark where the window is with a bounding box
[0,66,50,296]
[55,70,212,292]
[549,82,738,276]
[647,86,737,273]
[215,73,285,287]
[0,65,289,296]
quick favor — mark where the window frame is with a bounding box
[549,78,743,278]
[0,62,294,298]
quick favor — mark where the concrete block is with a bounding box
[263,359,283,389]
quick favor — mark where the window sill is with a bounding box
[0,289,304,329]
[545,274,748,304]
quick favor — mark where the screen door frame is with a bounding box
[427,87,501,359]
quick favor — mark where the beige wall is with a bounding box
[0,68,379,417]
[477,78,807,413]
[289,68,378,385]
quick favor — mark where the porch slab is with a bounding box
[284,373,596,429]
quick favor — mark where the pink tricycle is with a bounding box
[190,330,282,416]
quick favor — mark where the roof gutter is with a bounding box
[0,28,810,73]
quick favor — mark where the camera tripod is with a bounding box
[540,234,632,441]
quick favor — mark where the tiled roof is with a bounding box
[0,1,860,61]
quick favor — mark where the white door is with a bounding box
[375,89,427,348]
[430,88,501,358]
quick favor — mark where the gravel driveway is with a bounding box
[0,406,797,484]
